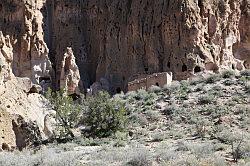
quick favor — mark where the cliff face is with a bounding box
[49,0,250,92]
[0,0,250,93]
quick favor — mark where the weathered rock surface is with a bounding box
[0,32,54,150]
[0,0,53,85]
[60,47,81,95]
[1,0,250,93]
[48,0,250,93]
[0,0,250,149]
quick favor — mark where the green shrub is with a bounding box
[198,94,215,105]
[240,70,250,77]
[223,78,235,86]
[162,105,179,116]
[145,110,161,122]
[130,113,148,126]
[148,85,162,93]
[45,88,80,140]
[81,91,127,137]
[189,76,204,85]
[163,81,180,94]
[221,70,236,78]
[206,74,220,84]
[245,82,250,94]
[126,151,152,166]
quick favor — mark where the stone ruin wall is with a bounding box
[128,72,172,91]
[0,0,250,93]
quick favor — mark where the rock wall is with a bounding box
[0,31,53,150]
[0,0,250,93]
[49,0,250,93]
[0,0,53,85]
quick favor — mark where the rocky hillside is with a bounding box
[0,70,249,165]
[0,0,250,157]
[0,0,249,93]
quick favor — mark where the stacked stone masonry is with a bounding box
[128,72,173,91]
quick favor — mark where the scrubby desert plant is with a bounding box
[163,81,180,94]
[240,69,250,77]
[221,70,236,79]
[148,85,162,93]
[198,94,215,105]
[206,74,220,84]
[223,78,235,86]
[81,91,127,137]
[45,88,80,140]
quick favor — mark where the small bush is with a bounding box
[130,113,148,126]
[223,79,235,86]
[126,151,152,166]
[163,81,180,94]
[240,69,250,77]
[81,91,127,137]
[194,84,205,92]
[45,88,80,140]
[206,74,220,84]
[148,85,162,93]
[198,94,215,104]
[221,70,236,78]
[189,76,204,85]
[245,82,250,94]
[151,132,166,142]
[162,105,179,116]
[145,110,161,122]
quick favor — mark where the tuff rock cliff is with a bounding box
[0,0,250,93]
[0,0,249,149]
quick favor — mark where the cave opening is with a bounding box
[194,66,201,73]
[182,64,188,72]
[155,82,159,86]
[116,87,122,94]
[167,61,171,68]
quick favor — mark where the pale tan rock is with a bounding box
[60,47,81,95]
[49,0,249,91]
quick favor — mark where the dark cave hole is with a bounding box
[167,61,171,68]
[116,87,122,94]
[232,64,235,70]
[155,82,159,86]
[182,64,188,72]
[194,66,201,73]
[144,67,148,72]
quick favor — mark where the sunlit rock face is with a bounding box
[0,0,53,85]
[47,0,249,93]
[1,0,249,93]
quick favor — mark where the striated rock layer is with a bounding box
[0,0,249,93]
